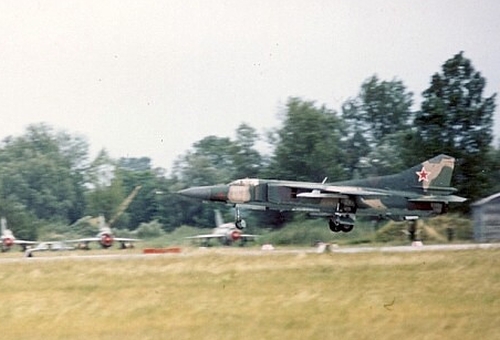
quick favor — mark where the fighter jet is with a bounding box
[64,186,142,250]
[1,217,37,252]
[178,154,466,233]
[186,210,258,246]
[65,215,140,250]
[25,241,75,257]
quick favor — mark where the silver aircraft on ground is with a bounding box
[25,241,75,257]
[1,218,37,252]
[65,215,140,250]
[186,210,258,246]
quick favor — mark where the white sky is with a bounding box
[1,0,499,171]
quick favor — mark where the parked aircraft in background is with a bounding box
[66,215,140,250]
[186,210,258,246]
[65,185,142,250]
[25,241,75,257]
[1,217,37,252]
[178,154,466,233]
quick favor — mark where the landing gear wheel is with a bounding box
[235,219,246,230]
[329,218,354,233]
[341,224,354,233]
[329,218,341,233]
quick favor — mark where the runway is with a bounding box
[329,242,500,253]
[1,242,499,263]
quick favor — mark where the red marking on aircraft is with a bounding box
[416,167,431,182]
[231,230,241,241]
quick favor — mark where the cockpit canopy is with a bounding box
[228,178,261,187]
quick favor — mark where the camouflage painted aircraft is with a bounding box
[178,154,466,233]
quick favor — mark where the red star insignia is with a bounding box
[416,167,430,182]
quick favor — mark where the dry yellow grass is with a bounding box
[0,248,499,339]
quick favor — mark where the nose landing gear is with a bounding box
[234,207,246,230]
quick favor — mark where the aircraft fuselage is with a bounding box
[178,155,466,232]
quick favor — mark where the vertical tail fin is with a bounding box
[98,215,107,231]
[339,154,459,197]
[407,154,456,194]
[1,217,6,234]
[214,210,224,227]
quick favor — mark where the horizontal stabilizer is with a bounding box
[241,234,258,238]
[114,238,141,242]
[14,240,38,245]
[411,185,458,193]
[186,234,225,239]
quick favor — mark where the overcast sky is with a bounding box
[1,1,499,171]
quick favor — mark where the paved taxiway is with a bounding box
[0,243,499,263]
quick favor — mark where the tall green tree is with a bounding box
[343,75,414,143]
[267,97,346,182]
[172,136,234,187]
[172,124,266,227]
[342,75,414,175]
[0,124,88,224]
[85,149,125,223]
[117,157,167,229]
[172,135,242,227]
[231,123,263,179]
[414,52,496,203]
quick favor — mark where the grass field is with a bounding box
[0,247,499,339]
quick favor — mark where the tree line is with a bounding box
[1,52,498,240]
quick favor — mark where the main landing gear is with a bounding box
[329,213,355,233]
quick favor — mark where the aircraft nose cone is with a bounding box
[178,185,229,202]
[178,186,213,200]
